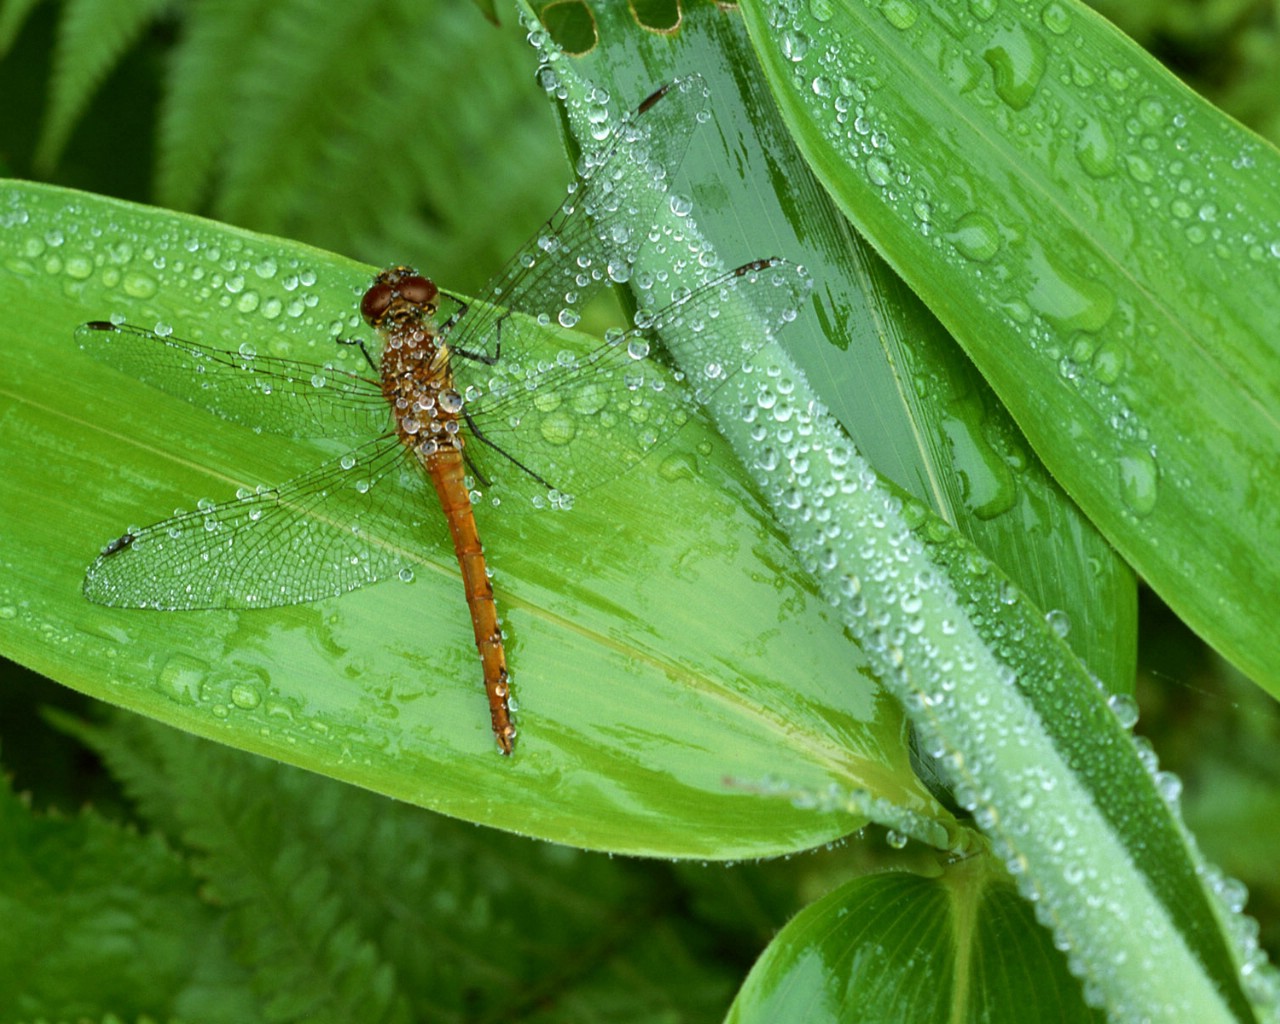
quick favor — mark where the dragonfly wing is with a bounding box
[84,438,436,609]
[76,321,389,441]
[443,75,712,365]
[462,259,813,505]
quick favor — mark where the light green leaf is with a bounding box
[542,0,1136,697]
[530,5,1268,1020]
[0,179,933,858]
[726,869,1106,1023]
[740,0,1280,693]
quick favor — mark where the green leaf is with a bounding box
[533,6,1266,1020]
[52,711,747,1022]
[726,868,1106,1023]
[739,0,1280,694]
[0,0,41,58]
[155,0,564,289]
[0,179,931,858]
[539,0,1136,697]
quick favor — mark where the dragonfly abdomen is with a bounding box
[421,443,515,755]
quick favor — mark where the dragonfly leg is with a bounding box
[451,310,505,366]
[439,295,471,334]
[462,408,556,490]
[336,335,378,371]
[461,446,491,488]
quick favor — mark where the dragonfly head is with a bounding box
[361,266,440,329]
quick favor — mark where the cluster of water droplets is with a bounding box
[2,189,344,368]
[732,772,978,855]
[724,335,1276,1018]
[504,40,1280,1019]
[765,0,1280,528]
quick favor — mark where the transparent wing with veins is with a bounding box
[460,258,812,505]
[75,76,711,444]
[79,258,810,609]
[75,321,388,443]
[82,437,437,610]
[77,73,811,610]
[439,74,711,364]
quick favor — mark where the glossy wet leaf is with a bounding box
[740,0,1280,695]
[727,869,1106,1024]
[547,0,1136,700]
[541,6,1267,1021]
[0,179,933,857]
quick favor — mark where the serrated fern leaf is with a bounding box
[150,0,559,278]
[154,0,275,211]
[0,0,41,59]
[59,714,737,1019]
[34,0,170,172]
[212,0,390,232]
[151,736,413,1024]
[0,767,257,1023]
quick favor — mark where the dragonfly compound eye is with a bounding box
[360,282,394,324]
[398,275,438,309]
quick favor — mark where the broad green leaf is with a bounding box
[540,0,1136,697]
[0,179,934,858]
[739,0,1280,694]
[726,868,1105,1023]
[532,7,1266,1020]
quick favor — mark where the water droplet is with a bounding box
[1075,118,1117,178]
[122,271,158,298]
[658,451,696,482]
[1040,2,1070,34]
[439,390,463,414]
[879,0,918,29]
[1118,448,1158,517]
[1090,342,1124,384]
[157,654,209,702]
[1025,245,1115,333]
[1124,153,1155,183]
[230,681,263,710]
[781,31,809,61]
[539,408,576,445]
[64,255,93,279]
[1045,608,1071,638]
[1107,693,1139,729]
[949,211,1001,262]
[866,155,893,188]
[983,24,1047,110]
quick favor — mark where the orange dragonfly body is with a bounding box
[362,266,514,752]
[80,77,810,754]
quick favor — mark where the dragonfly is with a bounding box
[79,75,811,755]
